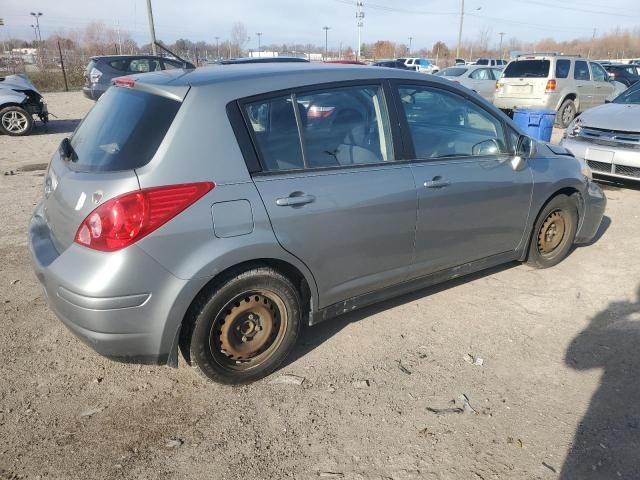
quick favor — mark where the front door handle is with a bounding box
[276,194,316,206]
[424,176,451,189]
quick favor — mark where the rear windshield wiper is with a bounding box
[59,137,77,162]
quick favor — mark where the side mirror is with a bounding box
[608,72,615,81]
[511,135,536,171]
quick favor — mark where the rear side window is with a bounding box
[470,68,492,80]
[108,59,130,71]
[555,59,571,79]
[503,60,550,78]
[70,87,181,172]
[574,61,590,80]
[85,60,96,75]
[476,59,489,65]
[244,85,394,171]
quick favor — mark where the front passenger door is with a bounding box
[394,84,533,277]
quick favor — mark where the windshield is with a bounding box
[503,60,550,78]
[70,87,181,172]
[613,82,640,104]
[438,67,468,77]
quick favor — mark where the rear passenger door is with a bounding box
[241,84,417,308]
[392,82,533,277]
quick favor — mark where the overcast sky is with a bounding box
[2,0,639,50]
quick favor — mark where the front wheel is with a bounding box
[0,106,34,136]
[183,266,302,385]
[525,194,578,269]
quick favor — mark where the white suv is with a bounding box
[494,54,616,128]
[397,57,439,74]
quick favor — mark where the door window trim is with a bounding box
[388,79,513,164]
[231,80,402,176]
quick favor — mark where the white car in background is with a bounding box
[398,57,440,74]
[436,65,504,101]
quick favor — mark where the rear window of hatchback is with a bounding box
[503,60,551,78]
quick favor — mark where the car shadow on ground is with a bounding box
[596,178,640,193]
[560,285,640,479]
[579,215,611,247]
[286,261,518,368]
[32,118,81,136]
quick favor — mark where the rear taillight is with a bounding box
[113,76,136,88]
[545,79,557,93]
[495,80,501,92]
[75,182,214,252]
[89,67,102,84]
[307,106,336,119]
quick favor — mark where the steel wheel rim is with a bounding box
[562,104,573,125]
[1,110,29,133]
[537,209,567,256]
[209,289,288,371]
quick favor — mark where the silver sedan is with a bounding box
[436,65,504,101]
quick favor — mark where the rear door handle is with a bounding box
[424,176,450,189]
[276,194,316,206]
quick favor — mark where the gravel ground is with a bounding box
[1,92,640,480]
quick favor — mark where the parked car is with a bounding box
[373,60,412,70]
[436,65,503,100]
[0,73,48,136]
[454,58,467,65]
[30,64,605,384]
[600,63,640,87]
[560,80,640,183]
[397,57,439,74]
[83,55,195,100]
[494,54,617,128]
[474,58,507,67]
[324,60,367,65]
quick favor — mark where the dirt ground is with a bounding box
[1,92,640,480]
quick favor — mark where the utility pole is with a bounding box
[587,28,596,59]
[356,1,364,61]
[116,20,122,55]
[215,36,220,58]
[323,26,331,60]
[408,36,413,55]
[146,0,157,55]
[498,31,505,59]
[256,32,263,55]
[456,0,464,59]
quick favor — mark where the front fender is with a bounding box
[0,89,28,107]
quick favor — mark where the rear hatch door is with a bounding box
[501,59,550,98]
[42,81,187,252]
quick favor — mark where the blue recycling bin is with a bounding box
[512,109,556,142]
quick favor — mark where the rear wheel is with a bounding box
[525,195,578,269]
[183,266,302,385]
[557,99,576,128]
[0,106,33,136]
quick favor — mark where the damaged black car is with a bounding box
[0,74,48,136]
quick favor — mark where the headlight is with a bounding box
[565,117,583,138]
[577,157,592,180]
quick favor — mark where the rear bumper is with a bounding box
[494,95,559,112]
[28,205,206,365]
[560,137,640,183]
[575,179,607,244]
[82,86,103,101]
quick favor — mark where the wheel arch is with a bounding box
[520,185,583,261]
[556,92,578,112]
[171,257,316,367]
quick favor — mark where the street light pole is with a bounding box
[456,0,464,59]
[323,26,331,60]
[145,0,157,55]
[408,36,413,55]
[215,36,220,58]
[498,32,505,59]
[29,12,43,43]
[256,32,263,55]
[356,1,364,61]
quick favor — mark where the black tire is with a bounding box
[0,106,34,136]
[557,99,577,128]
[182,266,302,385]
[525,194,578,269]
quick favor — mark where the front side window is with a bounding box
[244,85,394,172]
[590,62,607,82]
[398,85,508,160]
[555,59,571,79]
[574,61,590,81]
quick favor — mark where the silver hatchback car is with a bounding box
[30,64,606,384]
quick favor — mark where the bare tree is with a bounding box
[230,22,248,57]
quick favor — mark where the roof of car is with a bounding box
[131,62,434,89]
[91,55,175,61]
